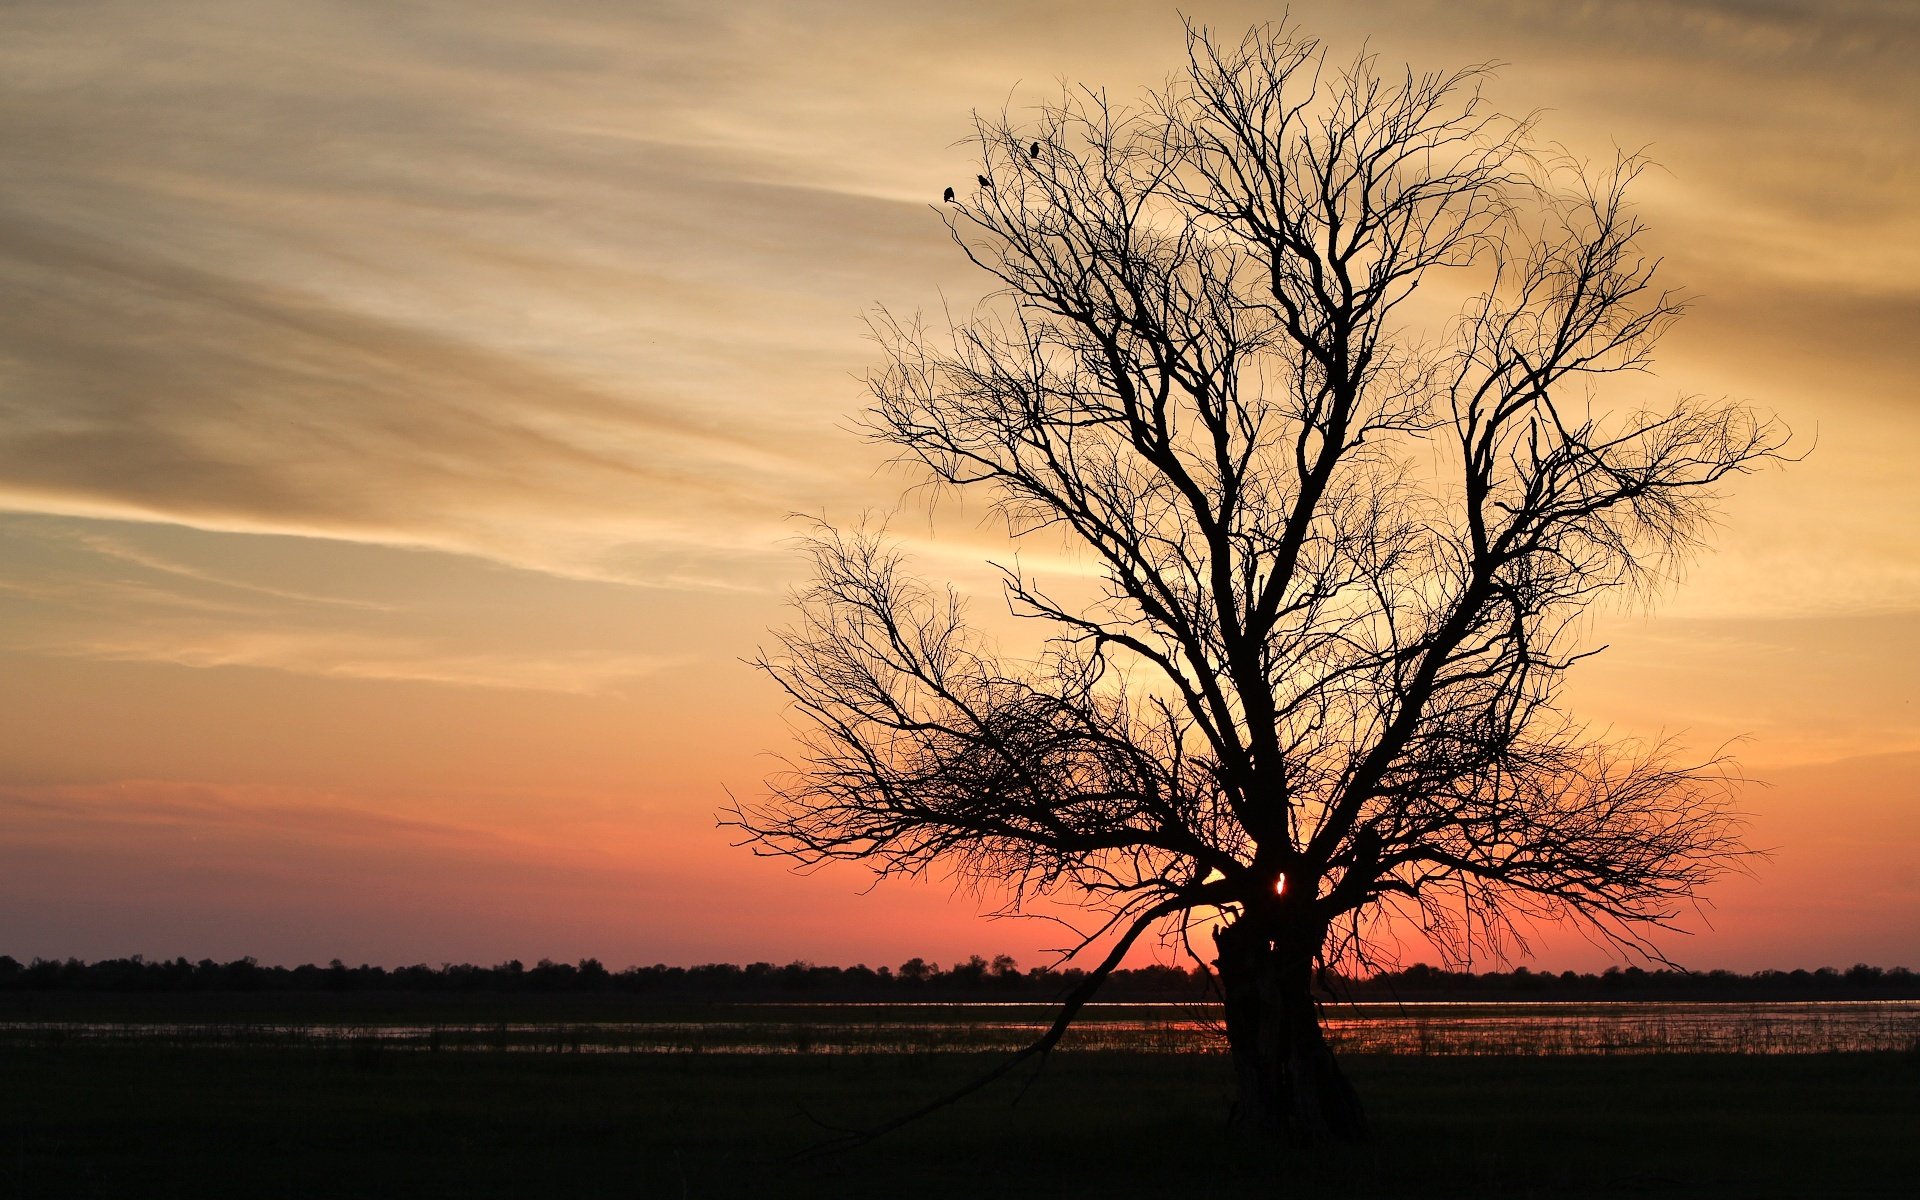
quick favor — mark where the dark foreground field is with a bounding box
[4,1044,1916,1199]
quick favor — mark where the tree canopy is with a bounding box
[731,20,1787,1138]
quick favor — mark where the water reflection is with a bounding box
[6,1001,1918,1056]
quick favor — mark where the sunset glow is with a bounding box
[1,0,1915,975]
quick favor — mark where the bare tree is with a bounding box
[731,21,1786,1142]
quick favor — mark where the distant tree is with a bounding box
[733,20,1785,1141]
[949,954,991,987]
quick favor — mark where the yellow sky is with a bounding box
[1,0,1915,971]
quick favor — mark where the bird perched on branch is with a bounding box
[1029,141,1041,157]
[942,186,955,202]
[1350,827,1382,877]
[977,173,992,189]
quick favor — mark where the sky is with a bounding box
[0,0,1915,974]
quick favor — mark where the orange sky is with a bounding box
[1,0,1915,973]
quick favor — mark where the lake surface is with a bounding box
[7,1001,1918,1055]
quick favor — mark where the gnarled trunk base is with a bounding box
[1214,919,1368,1143]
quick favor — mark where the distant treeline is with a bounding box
[3,954,1917,1002]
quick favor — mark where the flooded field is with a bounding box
[5,1000,1917,1055]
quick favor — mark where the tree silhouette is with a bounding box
[732,21,1786,1142]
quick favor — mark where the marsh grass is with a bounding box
[3,1039,1916,1198]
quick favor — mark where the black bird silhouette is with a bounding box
[977,173,993,189]
[943,186,955,202]
[1029,141,1041,157]
[1351,827,1382,875]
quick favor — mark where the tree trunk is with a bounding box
[1213,917,1368,1142]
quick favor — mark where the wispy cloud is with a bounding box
[0,516,704,693]
[56,528,395,612]
[0,214,844,583]
[45,628,677,696]
[0,0,1909,585]
[0,0,963,588]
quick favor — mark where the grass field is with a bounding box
[4,1041,1918,1198]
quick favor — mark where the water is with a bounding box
[6,1001,1918,1055]
[1318,1001,1920,1055]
